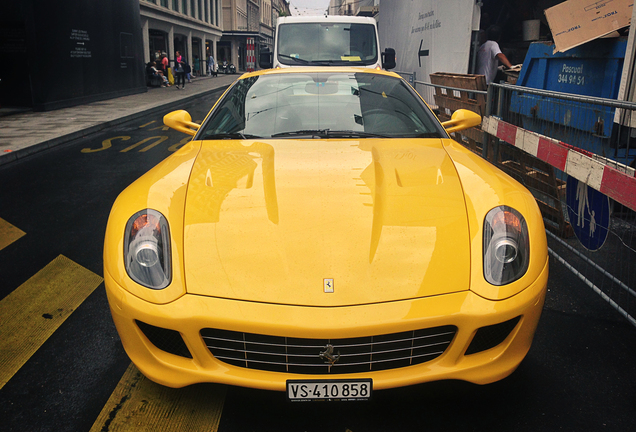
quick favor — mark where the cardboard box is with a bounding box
[545,0,633,53]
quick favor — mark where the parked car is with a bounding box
[104,67,548,400]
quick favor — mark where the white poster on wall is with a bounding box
[379,0,478,95]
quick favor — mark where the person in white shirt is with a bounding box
[477,26,513,84]
[208,54,216,76]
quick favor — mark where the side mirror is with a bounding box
[164,110,200,136]
[441,109,482,133]
[259,50,273,69]
[382,48,396,70]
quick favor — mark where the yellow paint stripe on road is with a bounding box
[0,255,103,389]
[0,218,26,250]
[90,363,226,432]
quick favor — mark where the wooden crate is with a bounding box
[498,141,573,237]
[429,72,572,237]
[430,72,489,156]
[429,72,487,115]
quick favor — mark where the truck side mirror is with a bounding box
[259,51,273,69]
[382,48,396,70]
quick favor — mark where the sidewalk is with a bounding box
[0,74,237,166]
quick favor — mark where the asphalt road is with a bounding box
[0,90,635,432]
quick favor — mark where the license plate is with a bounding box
[287,379,372,402]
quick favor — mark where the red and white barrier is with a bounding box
[482,116,636,212]
[247,37,255,72]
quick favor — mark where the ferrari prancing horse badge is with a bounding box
[324,278,334,293]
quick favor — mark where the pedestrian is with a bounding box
[193,55,200,77]
[148,61,170,87]
[161,52,169,74]
[185,60,193,83]
[174,51,186,89]
[208,53,216,76]
[155,54,164,74]
[476,26,512,85]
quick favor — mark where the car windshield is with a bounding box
[198,72,446,140]
[277,23,378,66]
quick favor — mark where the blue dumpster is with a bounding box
[509,38,634,164]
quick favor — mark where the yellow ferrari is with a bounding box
[104,67,548,401]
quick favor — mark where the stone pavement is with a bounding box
[0,74,237,166]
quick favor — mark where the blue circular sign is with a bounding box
[565,176,610,251]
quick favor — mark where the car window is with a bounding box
[198,72,446,140]
[277,23,378,66]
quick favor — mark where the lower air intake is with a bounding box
[136,320,192,359]
[465,316,521,355]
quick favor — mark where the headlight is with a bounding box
[483,206,529,286]
[124,209,171,289]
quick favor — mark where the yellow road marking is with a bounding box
[0,255,103,389]
[0,218,26,250]
[81,136,131,153]
[120,136,168,153]
[90,364,226,432]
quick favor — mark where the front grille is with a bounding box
[200,326,457,374]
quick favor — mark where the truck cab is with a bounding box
[260,15,395,70]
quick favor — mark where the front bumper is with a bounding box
[105,259,548,390]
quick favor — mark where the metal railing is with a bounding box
[487,82,636,169]
[490,83,636,327]
[412,77,636,328]
[395,71,416,87]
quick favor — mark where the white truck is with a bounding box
[259,15,395,70]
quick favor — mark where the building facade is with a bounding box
[259,0,274,57]
[328,0,378,16]
[220,0,260,71]
[1,0,146,111]
[140,0,223,74]
[220,0,289,72]
[140,0,289,75]
[272,0,291,19]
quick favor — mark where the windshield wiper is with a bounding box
[278,54,310,64]
[310,60,339,66]
[323,130,388,138]
[271,129,387,139]
[210,132,261,140]
[271,129,329,138]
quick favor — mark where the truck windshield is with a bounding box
[197,72,446,140]
[277,23,378,66]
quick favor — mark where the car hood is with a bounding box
[183,138,470,306]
